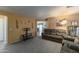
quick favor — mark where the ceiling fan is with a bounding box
[66,6,73,8]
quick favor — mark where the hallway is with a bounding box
[0,37,62,53]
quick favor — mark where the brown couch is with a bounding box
[42,29,75,43]
[61,40,79,53]
[42,29,64,43]
[62,34,75,42]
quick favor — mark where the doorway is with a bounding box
[0,15,8,48]
[37,21,47,36]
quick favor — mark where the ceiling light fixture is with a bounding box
[60,20,67,25]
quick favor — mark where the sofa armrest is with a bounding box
[62,40,79,52]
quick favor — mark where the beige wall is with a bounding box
[46,17,57,29]
[67,13,79,26]
[46,13,79,33]
[0,11,37,44]
[46,16,68,33]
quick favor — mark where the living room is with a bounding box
[0,6,79,53]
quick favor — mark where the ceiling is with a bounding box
[0,6,79,20]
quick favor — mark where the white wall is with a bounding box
[0,15,8,43]
[0,18,4,41]
[3,16,8,43]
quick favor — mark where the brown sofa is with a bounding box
[42,29,64,43]
[62,34,75,42]
[42,29,75,43]
[61,40,79,53]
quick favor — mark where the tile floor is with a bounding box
[0,36,62,53]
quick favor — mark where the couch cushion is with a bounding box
[63,35,75,42]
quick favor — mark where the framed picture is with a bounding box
[16,20,19,29]
[32,23,33,28]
